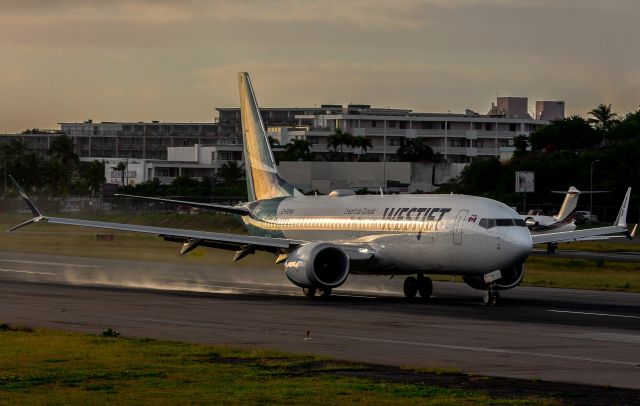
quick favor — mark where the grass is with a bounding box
[1,212,640,292]
[541,240,640,253]
[0,325,556,405]
[524,256,640,292]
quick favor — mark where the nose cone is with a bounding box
[503,228,533,265]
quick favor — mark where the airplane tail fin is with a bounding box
[238,72,301,201]
[553,186,581,221]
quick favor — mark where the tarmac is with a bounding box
[1,250,639,390]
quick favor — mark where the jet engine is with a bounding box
[524,217,539,228]
[462,264,525,291]
[284,242,350,289]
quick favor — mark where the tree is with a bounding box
[284,139,312,161]
[217,160,244,186]
[529,116,598,151]
[608,110,640,142]
[513,135,528,157]
[326,128,353,161]
[351,136,373,160]
[112,161,128,186]
[588,104,619,133]
[396,137,437,162]
[49,134,79,170]
[79,160,106,197]
[1,139,43,191]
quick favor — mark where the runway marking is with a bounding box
[0,259,102,268]
[330,335,639,367]
[548,310,640,320]
[0,268,57,276]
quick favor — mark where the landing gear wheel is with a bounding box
[318,288,332,298]
[482,290,499,306]
[547,243,558,254]
[403,277,418,298]
[417,276,433,299]
[302,287,317,298]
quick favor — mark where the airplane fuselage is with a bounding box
[241,193,532,277]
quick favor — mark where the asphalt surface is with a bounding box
[1,250,639,390]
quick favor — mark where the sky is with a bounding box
[1,0,639,133]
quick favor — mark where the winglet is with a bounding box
[7,175,47,232]
[615,187,632,228]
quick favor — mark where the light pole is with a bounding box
[590,159,599,214]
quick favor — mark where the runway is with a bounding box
[1,250,639,390]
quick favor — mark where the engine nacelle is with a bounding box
[284,242,350,289]
[462,264,525,291]
[525,217,539,228]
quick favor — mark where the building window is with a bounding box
[388,121,396,128]
[371,121,377,128]
[219,151,233,160]
[474,122,482,130]
[389,138,401,146]
[157,168,169,177]
[307,136,319,144]
[485,123,493,131]
[509,123,517,131]
[184,169,194,177]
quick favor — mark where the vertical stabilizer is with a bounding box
[238,72,300,201]
[554,186,580,221]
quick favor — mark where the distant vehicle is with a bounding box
[573,211,599,224]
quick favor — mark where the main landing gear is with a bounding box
[302,287,332,298]
[403,274,433,300]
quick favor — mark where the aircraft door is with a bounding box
[453,209,468,245]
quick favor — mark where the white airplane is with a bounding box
[522,186,581,234]
[8,73,632,305]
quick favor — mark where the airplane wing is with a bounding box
[7,176,374,262]
[531,187,632,245]
[114,193,250,216]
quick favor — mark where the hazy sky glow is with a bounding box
[1,0,639,132]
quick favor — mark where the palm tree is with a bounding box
[588,104,619,144]
[284,139,312,161]
[396,138,437,162]
[217,161,244,186]
[326,128,353,161]
[351,136,373,160]
[112,161,128,186]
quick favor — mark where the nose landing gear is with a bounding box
[482,284,500,306]
[403,274,433,300]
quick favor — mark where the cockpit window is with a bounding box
[479,218,496,229]
[479,218,527,229]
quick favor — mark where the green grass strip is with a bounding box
[0,325,556,405]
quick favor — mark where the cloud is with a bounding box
[0,0,639,132]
